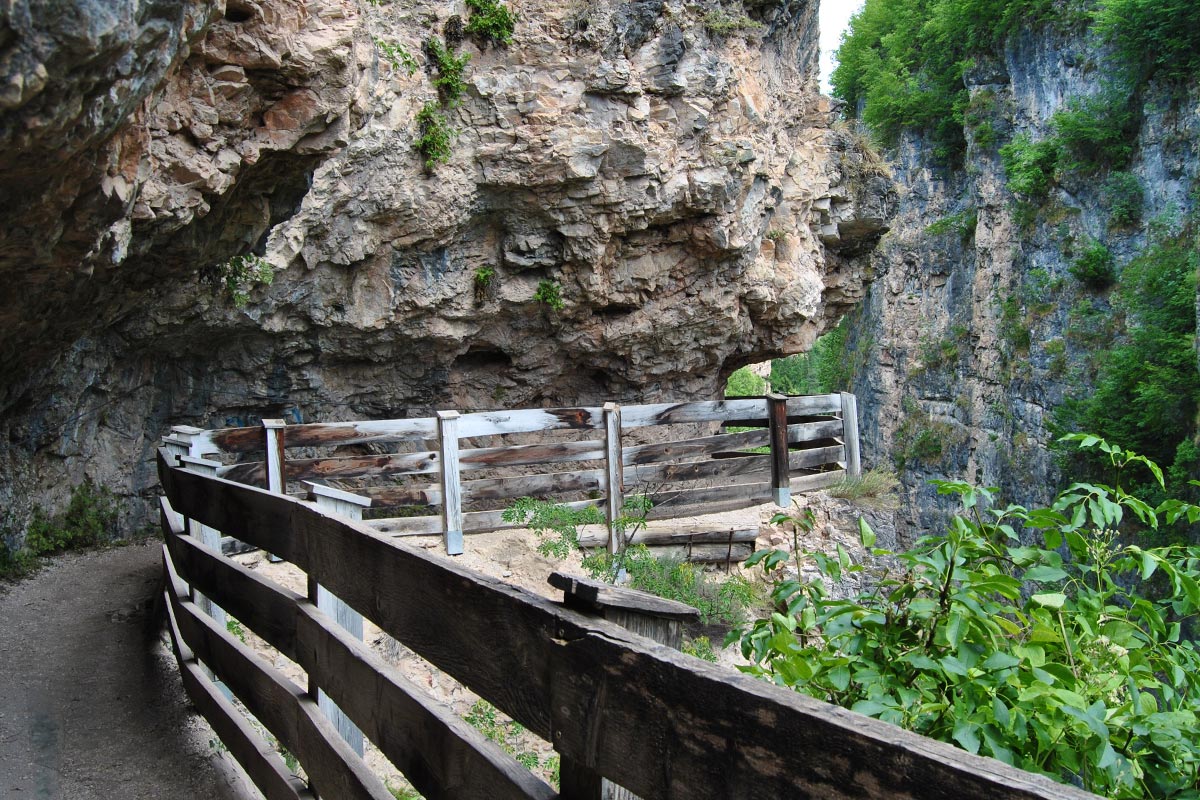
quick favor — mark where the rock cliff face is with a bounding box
[844,24,1199,544]
[0,0,891,534]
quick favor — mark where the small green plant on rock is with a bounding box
[425,37,470,104]
[1103,171,1143,228]
[211,254,274,309]
[24,481,119,555]
[703,8,764,36]
[374,37,418,75]
[414,102,454,170]
[464,700,543,771]
[999,135,1060,199]
[464,0,517,46]
[1069,240,1117,290]
[532,279,565,311]
[473,265,495,301]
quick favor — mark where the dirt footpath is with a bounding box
[0,542,246,800]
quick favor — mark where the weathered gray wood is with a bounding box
[784,394,843,416]
[364,499,605,537]
[199,417,439,454]
[163,580,315,800]
[641,482,773,520]
[463,468,605,506]
[437,411,464,555]
[603,403,624,555]
[641,542,755,564]
[624,454,770,488]
[620,399,767,428]
[219,450,440,486]
[461,439,606,471]
[786,419,845,444]
[263,419,287,563]
[162,547,393,800]
[160,456,1100,800]
[307,484,369,758]
[161,523,554,800]
[767,393,791,508]
[575,526,757,549]
[622,428,769,466]
[840,392,862,478]
[787,445,846,471]
[456,406,604,437]
[790,469,847,492]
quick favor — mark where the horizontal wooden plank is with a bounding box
[623,428,769,466]
[163,548,392,800]
[220,451,441,486]
[198,418,438,454]
[621,399,767,429]
[163,578,314,800]
[159,453,1099,800]
[785,394,843,416]
[791,470,847,493]
[463,468,605,505]
[626,455,771,488]
[163,527,554,800]
[456,407,604,437]
[788,445,845,471]
[787,419,845,444]
[460,439,605,471]
[367,515,443,536]
[576,526,757,549]
[364,498,606,536]
[360,484,441,507]
[647,542,755,563]
[548,572,700,622]
[642,482,772,521]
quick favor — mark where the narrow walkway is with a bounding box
[0,542,244,799]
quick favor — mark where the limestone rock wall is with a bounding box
[844,25,1199,545]
[0,0,891,535]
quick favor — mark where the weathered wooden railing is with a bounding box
[163,393,862,558]
[156,448,1096,800]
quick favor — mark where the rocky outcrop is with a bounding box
[844,25,1199,545]
[0,0,892,536]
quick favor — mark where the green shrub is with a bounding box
[0,540,38,581]
[999,135,1060,198]
[425,37,470,104]
[1069,241,1117,289]
[1103,171,1143,228]
[735,437,1200,798]
[1050,90,1139,172]
[464,0,516,46]
[500,497,602,559]
[464,700,542,772]
[924,209,977,240]
[702,9,764,36]
[682,635,719,662]
[770,319,854,395]
[24,481,119,555]
[532,279,565,311]
[414,102,454,170]
[373,37,418,75]
[208,254,274,308]
[1094,0,1200,82]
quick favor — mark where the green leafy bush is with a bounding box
[425,37,470,105]
[924,209,978,240]
[770,320,853,395]
[1094,0,1200,82]
[1069,240,1117,289]
[734,436,1200,798]
[208,254,274,308]
[724,366,765,397]
[532,279,565,311]
[1102,171,1143,228]
[702,9,764,36]
[999,135,1060,199]
[464,0,516,46]
[24,481,119,555]
[373,37,418,75]
[1050,90,1139,172]
[414,102,454,170]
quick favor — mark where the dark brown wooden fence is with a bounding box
[156,442,1099,800]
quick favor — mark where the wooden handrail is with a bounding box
[157,450,1099,800]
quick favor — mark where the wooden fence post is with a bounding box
[839,392,861,478]
[437,410,464,556]
[262,419,287,562]
[548,572,700,800]
[603,403,624,555]
[306,482,369,757]
[767,393,791,507]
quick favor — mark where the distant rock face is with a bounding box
[0,0,892,533]
[844,25,1200,545]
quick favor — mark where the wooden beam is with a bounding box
[161,525,552,800]
[784,394,843,415]
[787,445,846,471]
[603,403,624,555]
[767,393,791,508]
[840,392,862,478]
[575,526,757,549]
[622,428,770,466]
[455,406,604,437]
[437,411,464,556]
[200,417,439,454]
[620,399,767,429]
[790,470,847,493]
[163,547,392,800]
[624,455,771,488]
[786,419,845,444]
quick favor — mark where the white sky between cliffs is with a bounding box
[819,0,865,94]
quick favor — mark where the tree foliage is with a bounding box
[735,436,1200,797]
